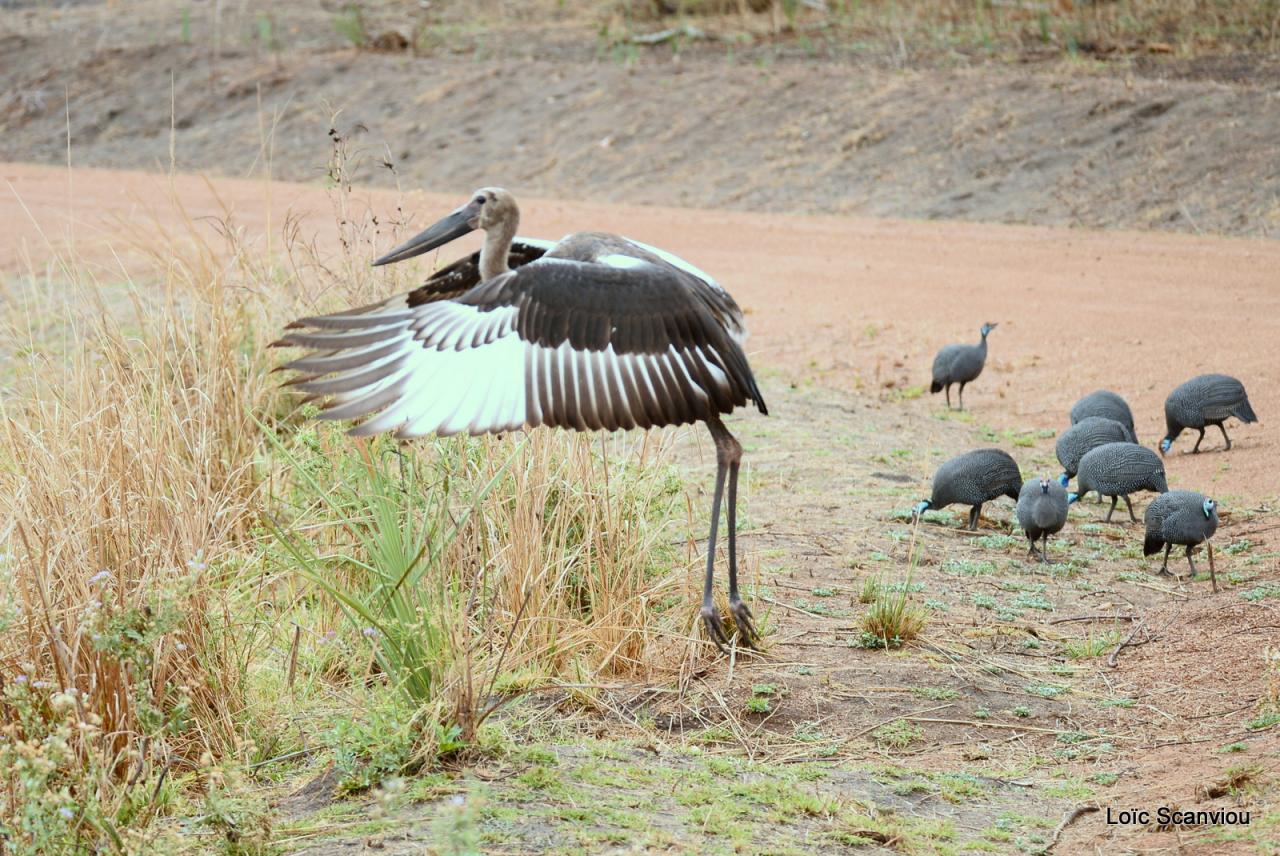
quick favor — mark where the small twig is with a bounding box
[1107,617,1150,668]
[1207,540,1218,593]
[1047,804,1099,852]
[1048,614,1136,625]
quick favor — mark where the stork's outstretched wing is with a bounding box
[276,252,766,437]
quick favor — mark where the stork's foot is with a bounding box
[729,598,761,650]
[701,605,732,653]
[1154,567,1174,577]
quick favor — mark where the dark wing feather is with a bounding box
[405,240,550,307]
[275,249,765,438]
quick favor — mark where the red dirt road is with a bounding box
[3,162,1276,502]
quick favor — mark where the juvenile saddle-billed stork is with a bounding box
[275,188,769,651]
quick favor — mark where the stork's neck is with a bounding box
[479,211,519,281]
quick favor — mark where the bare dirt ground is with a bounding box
[3,1,1280,237]
[4,162,1279,853]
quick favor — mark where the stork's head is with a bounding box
[980,322,997,337]
[373,187,518,266]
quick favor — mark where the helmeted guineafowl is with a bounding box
[1069,442,1168,523]
[1160,374,1257,455]
[930,322,996,410]
[1055,416,1135,488]
[1069,389,1137,441]
[1017,477,1069,563]
[1143,491,1219,588]
[913,448,1021,530]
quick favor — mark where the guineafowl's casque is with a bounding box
[1055,416,1135,488]
[1016,477,1069,563]
[1160,374,1257,455]
[930,323,996,410]
[1143,490,1220,589]
[913,448,1021,530]
[1069,441,1168,523]
[1070,389,1137,441]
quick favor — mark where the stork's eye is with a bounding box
[475,197,486,206]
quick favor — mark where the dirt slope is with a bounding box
[4,1,1280,237]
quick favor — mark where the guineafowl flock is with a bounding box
[916,332,1259,583]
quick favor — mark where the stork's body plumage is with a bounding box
[277,188,768,651]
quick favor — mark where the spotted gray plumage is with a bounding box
[914,448,1021,530]
[929,322,995,410]
[1016,477,1069,563]
[1069,389,1136,442]
[1055,416,1135,485]
[1161,374,1257,455]
[1143,490,1219,584]
[1073,442,1168,523]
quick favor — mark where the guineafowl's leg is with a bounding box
[1122,494,1137,523]
[1192,427,1206,453]
[699,421,732,652]
[1104,495,1118,523]
[1156,543,1173,575]
[1217,423,1233,451]
[1041,534,1053,565]
[967,505,981,530]
[944,385,952,409]
[1185,545,1199,578]
[958,382,967,411]
[725,455,760,649]
[1026,536,1038,560]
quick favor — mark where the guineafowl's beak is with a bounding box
[373,199,482,266]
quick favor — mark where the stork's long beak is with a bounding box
[372,201,480,267]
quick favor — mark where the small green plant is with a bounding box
[1012,706,1032,718]
[859,576,880,604]
[333,3,367,48]
[861,569,927,649]
[1065,630,1123,659]
[872,719,924,750]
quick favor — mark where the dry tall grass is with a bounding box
[0,171,706,851]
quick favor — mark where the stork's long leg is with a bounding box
[1122,494,1137,523]
[1217,423,1233,450]
[702,417,756,651]
[1192,427,1206,453]
[726,457,759,648]
[699,441,731,652]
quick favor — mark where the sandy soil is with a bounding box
[4,162,1279,852]
[3,161,1276,502]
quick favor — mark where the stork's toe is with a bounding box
[730,599,761,650]
[701,605,732,653]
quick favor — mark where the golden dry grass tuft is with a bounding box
[0,164,704,850]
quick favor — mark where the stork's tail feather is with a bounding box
[1143,533,1163,557]
[1234,396,1258,424]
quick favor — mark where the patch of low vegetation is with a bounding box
[859,569,928,650]
[871,719,924,751]
[0,170,698,852]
